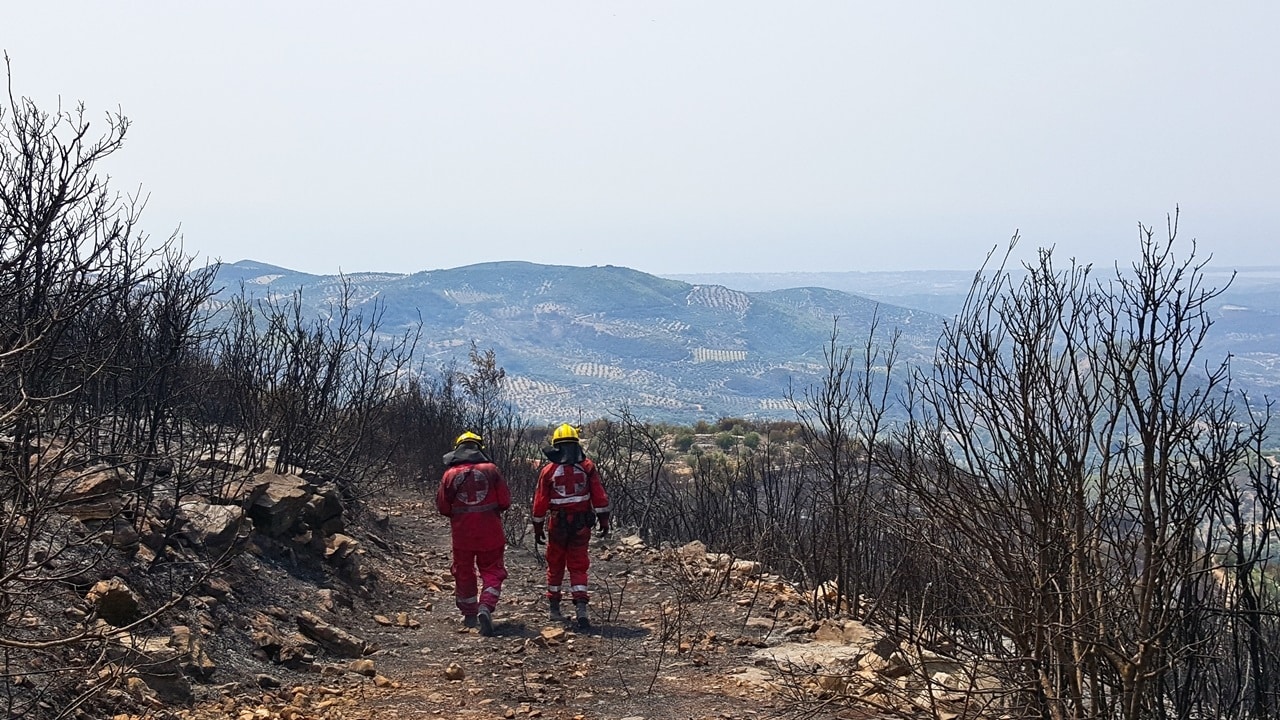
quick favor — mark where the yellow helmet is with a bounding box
[454,431,483,448]
[551,423,580,445]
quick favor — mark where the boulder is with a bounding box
[250,613,286,656]
[816,673,848,694]
[202,576,234,600]
[706,552,733,568]
[247,472,313,537]
[169,625,216,679]
[63,499,124,521]
[317,588,353,613]
[868,635,898,661]
[303,485,345,535]
[278,633,319,669]
[677,540,707,562]
[89,518,140,550]
[219,476,271,506]
[179,501,246,548]
[324,534,359,562]
[918,648,964,677]
[108,633,192,704]
[368,509,391,531]
[336,554,375,589]
[296,611,369,658]
[87,578,143,626]
[879,650,914,678]
[815,620,847,644]
[58,466,132,502]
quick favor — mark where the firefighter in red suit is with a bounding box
[436,431,511,636]
[532,424,611,628]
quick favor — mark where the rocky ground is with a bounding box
[168,492,801,720]
[80,482,961,720]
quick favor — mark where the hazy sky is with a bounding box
[5,3,1277,276]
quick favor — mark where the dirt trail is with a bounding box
[173,492,799,720]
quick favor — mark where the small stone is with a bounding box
[373,674,393,687]
[373,614,393,626]
[348,659,376,677]
[444,662,465,681]
[255,674,280,689]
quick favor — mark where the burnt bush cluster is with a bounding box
[594,228,1280,719]
[0,73,474,717]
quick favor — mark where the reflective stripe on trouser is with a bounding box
[544,531,591,602]
[452,546,508,614]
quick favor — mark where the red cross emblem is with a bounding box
[454,469,491,506]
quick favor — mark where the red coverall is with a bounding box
[532,456,610,603]
[436,447,511,617]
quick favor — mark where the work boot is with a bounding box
[548,599,564,621]
[462,614,478,628]
[477,607,494,637]
[574,600,590,630]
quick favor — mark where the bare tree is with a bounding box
[878,218,1274,719]
[0,60,228,718]
[787,314,900,619]
[589,407,668,535]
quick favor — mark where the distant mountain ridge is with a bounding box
[212,261,1279,424]
[666,267,1280,403]
[212,260,945,423]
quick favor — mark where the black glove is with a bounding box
[533,522,546,544]
[597,513,610,538]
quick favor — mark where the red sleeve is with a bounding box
[531,464,552,522]
[435,469,453,516]
[489,464,511,512]
[583,459,611,513]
